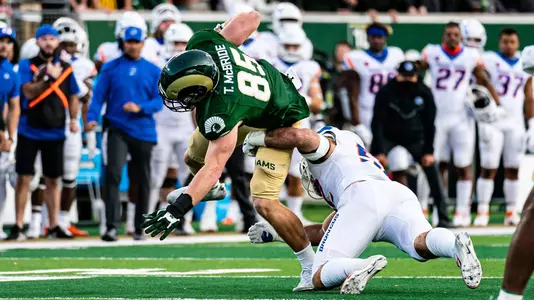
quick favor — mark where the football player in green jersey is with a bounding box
[141,10,315,291]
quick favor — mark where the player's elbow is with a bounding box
[294,129,319,152]
[246,10,261,28]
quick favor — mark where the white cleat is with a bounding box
[454,232,482,289]
[504,212,520,226]
[340,255,388,295]
[473,213,490,227]
[183,221,196,235]
[247,221,284,243]
[453,213,472,227]
[27,214,42,239]
[202,182,227,202]
[293,267,314,292]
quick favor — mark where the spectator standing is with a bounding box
[86,26,162,242]
[371,61,453,228]
[8,25,80,240]
[0,25,21,240]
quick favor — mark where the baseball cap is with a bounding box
[0,26,15,41]
[35,24,59,39]
[397,60,418,76]
[123,26,144,42]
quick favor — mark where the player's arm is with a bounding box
[343,70,361,125]
[474,63,500,105]
[263,127,321,153]
[308,76,323,114]
[525,77,534,119]
[219,10,261,47]
[186,124,238,204]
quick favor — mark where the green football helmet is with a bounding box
[158,49,220,112]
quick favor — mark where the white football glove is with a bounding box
[351,124,373,147]
[526,118,534,153]
[242,131,266,157]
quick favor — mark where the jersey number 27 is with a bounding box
[230,48,271,102]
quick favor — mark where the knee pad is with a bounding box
[162,177,178,189]
[387,146,412,172]
[62,178,77,189]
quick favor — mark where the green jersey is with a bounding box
[186,29,310,141]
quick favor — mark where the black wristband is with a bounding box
[166,193,194,218]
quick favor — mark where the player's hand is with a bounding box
[421,154,435,167]
[375,154,388,168]
[69,119,79,133]
[46,62,62,80]
[141,209,181,241]
[84,121,97,132]
[2,139,12,152]
[123,102,141,113]
[242,131,266,157]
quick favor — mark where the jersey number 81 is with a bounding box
[230,48,271,102]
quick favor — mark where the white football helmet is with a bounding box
[271,2,302,35]
[404,49,421,61]
[460,19,487,50]
[299,158,323,200]
[53,17,88,54]
[468,85,505,123]
[150,3,181,34]
[115,11,147,39]
[277,24,307,63]
[20,38,39,59]
[521,45,534,74]
[164,23,193,57]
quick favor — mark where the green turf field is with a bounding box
[0,234,529,299]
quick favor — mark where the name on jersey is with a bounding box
[214,44,235,94]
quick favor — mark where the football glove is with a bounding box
[242,131,266,157]
[141,209,181,241]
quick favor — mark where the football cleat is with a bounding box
[504,212,520,226]
[0,229,6,240]
[247,221,284,244]
[202,181,227,202]
[27,214,42,239]
[453,213,472,227]
[293,267,314,292]
[7,226,26,241]
[340,255,388,295]
[68,225,89,237]
[473,212,490,227]
[454,232,482,289]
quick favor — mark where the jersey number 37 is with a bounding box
[230,48,271,102]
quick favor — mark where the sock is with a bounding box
[59,210,70,228]
[286,196,304,216]
[32,205,42,214]
[504,179,519,214]
[476,178,494,213]
[126,202,135,233]
[295,243,315,270]
[319,257,372,288]
[417,174,430,214]
[425,228,456,258]
[498,289,523,300]
[456,180,472,215]
[184,210,193,222]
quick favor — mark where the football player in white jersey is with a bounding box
[419,22,500,227]
[341,22,405,146]
[53,18,97,237]
[258,2,313,59]
[473,28,532,227]
[145,3,181,63]
[243,126,482,293]
[267,25,323,224]
[93,11,156,71]
[150,22,197,235]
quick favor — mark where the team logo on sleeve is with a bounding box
[205,116,225,134]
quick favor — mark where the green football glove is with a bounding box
[141,209,181,241]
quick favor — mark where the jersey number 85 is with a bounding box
[230,48,271,102]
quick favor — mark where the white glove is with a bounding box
[247,221,284,244]
[284,67,302,90]
[351,124,373,147]
[242,131,266,157]
[85,131,97,159]
[527,118,534,153]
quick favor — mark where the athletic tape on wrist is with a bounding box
[301,135,330,161]
[166,193,193,218]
